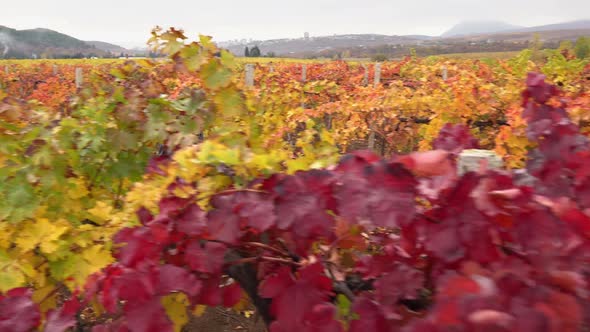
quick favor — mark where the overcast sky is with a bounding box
[1,0,589,48]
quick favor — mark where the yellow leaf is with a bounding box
[87,201,113,224]
[232,290,249,312]
[285,159,309,174]
[125,182,165,214]
[171,184,197,199]
[18,259,37,279]
[197,141,241,165]
[90,298,105,317]
[15,218,68,254]
[0,223,14,249]
[162,293,189,332]
[0,250,26,291]
[192,304,207,317]
[248,153,282,173]
[81,245,114,271]
[197,175,232,197]
[67,178,89,199]
[32,285,58,313]
[320,129,335,145]
[0,269,25,292]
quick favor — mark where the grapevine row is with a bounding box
[0,28,588,331]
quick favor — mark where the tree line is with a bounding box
[244,46,276,58]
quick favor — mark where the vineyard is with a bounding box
[0,27,590,331]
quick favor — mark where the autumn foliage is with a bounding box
[1,28,590,331]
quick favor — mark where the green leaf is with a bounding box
[197,141,241,166]
[201,59,233,90]
[0,177,38,222]
[214,87,244,117]
[180,44,208,71]
[219,50,236,69]
[336,294,351,318]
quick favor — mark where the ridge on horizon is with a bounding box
[1,18,589,59]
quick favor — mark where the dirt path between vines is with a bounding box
[183,306,267,332]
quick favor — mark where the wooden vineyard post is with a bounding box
[367,62,382,151]
[325,113,332,130]
[457,150,503,175]
[53,65,58,75]
[301,64,307,109]
[75,68,83,89]
[368,131,376,150]
[4,65,9,75]
[244,64,255,87]
[373,63,381,88]
[441,66,448,81]
[301,64,307,83]
[362,63,369,86]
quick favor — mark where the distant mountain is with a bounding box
[86,41,130,54]
[255,18,590,59]
[441,20,590,39]
[442,21,524,37]
[519,19,590,32]
[0,25,129,59]
[222,34,433,57]
[2,18,589,60]
[221,17,590,58]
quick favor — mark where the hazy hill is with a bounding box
[86,41,130,54]
[221,34,433,57]
[442,21,524,37]
[519,19,590,32]
[441,20,590,38]
[0,26,129,59]
[236,18,590,58]
[1,18,589,60]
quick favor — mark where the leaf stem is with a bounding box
[225,255,302,267]
[241,242,290,257]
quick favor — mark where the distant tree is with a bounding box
[266,51,276,58]
[559,40,573,51]
[371,53,388,62]
[558,40,575,59]
[244,46,250,57]
[530,33,544,62]
[250,46,261,57]
[574,37,590,59]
